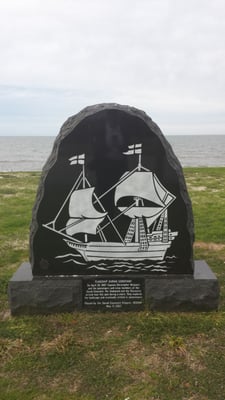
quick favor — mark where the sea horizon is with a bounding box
[0,134,225,171]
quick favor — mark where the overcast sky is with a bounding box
[1,0,225,136]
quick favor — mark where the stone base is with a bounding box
[8,261,219,315]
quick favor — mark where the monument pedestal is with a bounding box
[8,260,219,315]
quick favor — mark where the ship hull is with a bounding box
[65,234,178,262]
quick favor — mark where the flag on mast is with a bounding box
[69,154,85,165]
[123,143,142,155]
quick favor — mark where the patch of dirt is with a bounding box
[103,326,123,338]
[0,310,11,321]
[0,338,31,361]
[194,241,225,251]
[39,330,74,354]
[182,396,209,400]
[44,373,82,393]
[189,186,207,191]
[2,194,14,198]
[3,238,28,251]
[115,334,208,387]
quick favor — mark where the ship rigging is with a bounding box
[43,143,178,261]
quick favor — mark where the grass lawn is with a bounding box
[0,168,225,400]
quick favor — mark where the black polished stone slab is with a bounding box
[30,104,194,276]
[8,261,219,315]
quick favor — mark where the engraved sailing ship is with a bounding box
[43,144,178,262]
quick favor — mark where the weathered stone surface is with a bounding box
[30,103,194,276]
[8,260,219,315]
[8,263,82,315]
[145,260,219,311]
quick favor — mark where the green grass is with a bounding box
[184,168,225,243]
[1,168,225,400]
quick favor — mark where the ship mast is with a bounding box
[82,162,88,242]
[97,143,148,245]
[134,197,140,242]
[137,152,142,172]
[130,145,142,244]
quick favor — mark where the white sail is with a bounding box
[115,171,168,219]
[115,171,165,206]
[66,217,104,236]
[153,174,176,206]
[69,187,106,219]
[119,206,164,219]
[66,187,107,237]
[115,171,176,220]
[146,213,165,228]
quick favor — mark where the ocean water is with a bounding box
[0,135,225,172]
[0,136,55,172]
[55,253,178,275]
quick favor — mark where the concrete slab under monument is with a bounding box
[8,260,219,315]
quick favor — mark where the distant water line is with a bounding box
[0,135,225,171]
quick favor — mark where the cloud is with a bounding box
[0,0,225,135]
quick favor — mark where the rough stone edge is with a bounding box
[145,260,220,311]
[29,103,194,270]
[8,260,219,315]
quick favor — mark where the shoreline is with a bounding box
[1,166,225,174]
[1,135,225,170]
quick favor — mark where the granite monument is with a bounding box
[8,104,219,314]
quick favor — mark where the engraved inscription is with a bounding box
[83,278,144,311]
